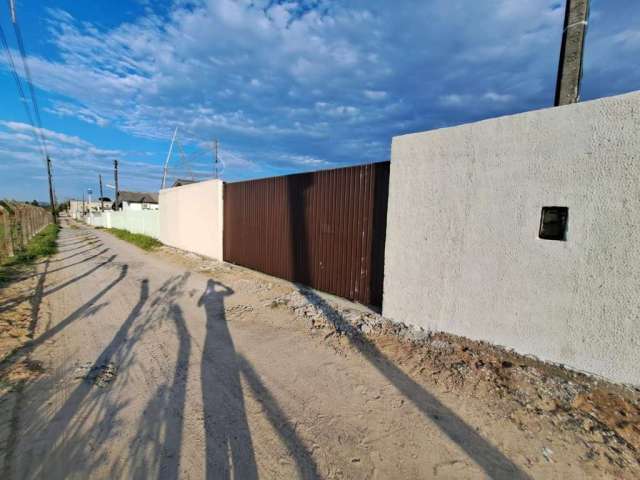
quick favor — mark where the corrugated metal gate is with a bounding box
[223,162,390,307]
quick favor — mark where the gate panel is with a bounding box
[223,161,389,307]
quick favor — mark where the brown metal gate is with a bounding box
[223,162,389,307]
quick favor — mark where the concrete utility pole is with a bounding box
[82,191,86,216]
[554,0,590,106]
[46,156,57,224]
[99,174,104,212]
[114,159,119,211]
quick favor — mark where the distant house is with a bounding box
[115,191,159,211]
[171,178,198,187]
[69,199,104,218]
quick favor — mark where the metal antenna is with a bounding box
[161,127,178,189]
[176,140,195,181]
[214,139,219,179]
[8,0,16,23]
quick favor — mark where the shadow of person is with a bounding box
[198,279,258,480]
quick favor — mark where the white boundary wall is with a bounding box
[159,179,223,260]
[86,210,160,239]
[383,91,640,385]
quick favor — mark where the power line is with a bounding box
[11,18,49,157]
[2,3,56,219]
[176,139,195,181]
[0,21,46,163]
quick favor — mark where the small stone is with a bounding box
[536,398,558,413]
[582,418,594,432]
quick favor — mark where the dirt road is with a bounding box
[0,221,636,479]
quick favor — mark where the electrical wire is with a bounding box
[0,21,46,164]
[176,140,196,181]
[11,18,49,158]
[2,4,56,209]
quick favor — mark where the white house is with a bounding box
[116,191,159,211]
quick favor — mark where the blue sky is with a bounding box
[1,0,639,202]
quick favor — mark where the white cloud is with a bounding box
[0,121,160,198]
[0,121,111,150]
[277,154,332,166]
[1,0,638,192]
[439,94,468,107]
[315,102,360,118]
[611,29,640,49]
[483,91,514,103]
[45,101,109,127]
[364,90,388,101]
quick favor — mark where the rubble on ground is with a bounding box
[158,246,232,275]
[272,289,640,469]
[73,361,118,388]
[160,242,640,471]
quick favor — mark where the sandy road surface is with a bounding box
[1,220,633,479]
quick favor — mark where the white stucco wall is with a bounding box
[159,179,223,260]
[383,91,640,385]
[87,210,160,239]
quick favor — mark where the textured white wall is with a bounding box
[383,91,640,385]
[159,179,223,260]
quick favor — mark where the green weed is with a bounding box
[0,224,59,284]
[105,228,162,251]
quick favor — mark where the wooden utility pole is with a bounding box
[99,174,104,212]
[554,0,590,106]
[46,156,57,223]
[114,160,119,211]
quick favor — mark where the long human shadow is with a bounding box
[0,254,116,313]
[56,239,102,254]
[18,248,109,281]
[287,177,531,480]
[198,279,258,479]
[0,263,128,373]
[37,274,192,479]
[157,303,191,479]
[28,258,50,337]
[48,243,104,263]
[125,295,192,480]
[16,277,150,479]
[55,237,92,249]
[237,354,320,480]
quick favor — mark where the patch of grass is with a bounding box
[0,224,59,283]
[105,228,162,251]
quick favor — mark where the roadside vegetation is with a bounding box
[0,224,59,284]
[104,228,162,251]
[1,222,58,386]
